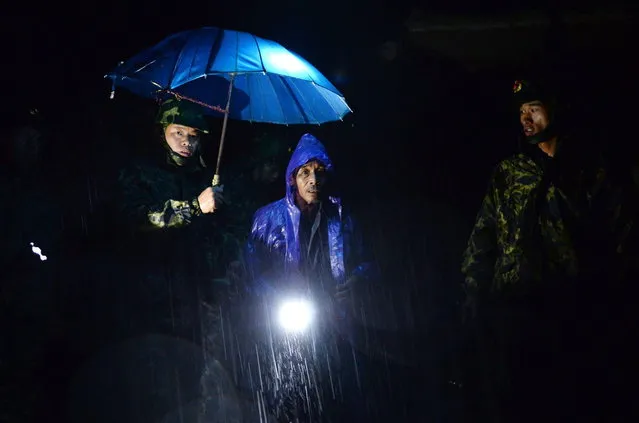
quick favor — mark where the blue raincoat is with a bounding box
[246,133,375,295]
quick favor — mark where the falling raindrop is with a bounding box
[86,176,94,213]
[351,345,362,392]
[256,343,264,392]
[220,304,228,361]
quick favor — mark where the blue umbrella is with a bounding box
[106,27,351,185]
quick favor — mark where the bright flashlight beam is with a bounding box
[278,299,314,333]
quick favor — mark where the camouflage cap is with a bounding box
[512,79,555,108]
[156,98,209,133]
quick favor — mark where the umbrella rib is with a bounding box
[234,31,240,73]
[204,28,223,75]
[133,59,157,74]
[316,85,341,120]
[268,74,288,125]
[240,33,258,122]
[300,53,317,87]
[254,35,266,73]
[254,35,272,123]
[246,75,254,122]
[283,78,316,124]
[169,32,190,89]
[188,30,203,81]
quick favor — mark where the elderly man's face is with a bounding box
[295,160,327,205]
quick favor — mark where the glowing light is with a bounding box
[268,51,307,73]
[278,298,314,333]
[30,242,47,261]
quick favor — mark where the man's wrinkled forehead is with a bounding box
[297,159,326,172]
[289,159,327,185]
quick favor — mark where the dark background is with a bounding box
[2,0,638,420]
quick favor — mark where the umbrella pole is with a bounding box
[212,73,235,187]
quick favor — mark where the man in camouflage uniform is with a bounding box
[103,98,233,423]
[461,79,626,422]
[117,98,223,336]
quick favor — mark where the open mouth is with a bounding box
[524,126,535,136]
[179,150,193,157]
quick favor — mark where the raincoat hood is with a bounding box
[285,133,333,205]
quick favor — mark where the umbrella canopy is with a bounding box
[106,27,351,125]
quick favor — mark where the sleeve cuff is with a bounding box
[191,197,202,216]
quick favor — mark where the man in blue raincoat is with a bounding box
[243,133,378,422]
[246,133,375,317]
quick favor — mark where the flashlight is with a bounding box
[277,298,315,333]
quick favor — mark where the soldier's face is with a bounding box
[164,124,201,157]
[520,101,550,137]
[295,160,327,205]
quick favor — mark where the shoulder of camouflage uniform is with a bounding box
[495,153,539,177]
[499,152,536,166]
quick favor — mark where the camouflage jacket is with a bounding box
[117,152,231,277]
[118,154,209,231]
[462,140,627,303]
